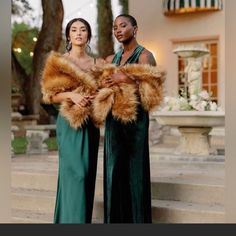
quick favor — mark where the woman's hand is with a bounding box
[103,71,134,87]
[69,92,94,108]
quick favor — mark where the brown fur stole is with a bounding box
[41,51,98,129]
[91,63,166,127]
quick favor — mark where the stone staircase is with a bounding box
[11,142,225,223]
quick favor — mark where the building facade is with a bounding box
[129,0,225,108]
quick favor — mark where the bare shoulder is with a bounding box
[139,49,156,66]
[105,54,115,64]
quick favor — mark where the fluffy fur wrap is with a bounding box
[91,63,166,127]
[41,51,98,129]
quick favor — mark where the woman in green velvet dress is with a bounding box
[43,18,104,224]
[103,14,157,223]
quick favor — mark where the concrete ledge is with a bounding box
[25,124,56,131]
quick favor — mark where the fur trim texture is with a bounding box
[91,63,165,126]
[41,51,98,129]
[122,63,166,111]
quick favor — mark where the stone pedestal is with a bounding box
[153,111,225,156]
[26,130,49,155]
[176,127,212,155]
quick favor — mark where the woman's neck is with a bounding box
[69,46,87,59]
[122,39,138,53]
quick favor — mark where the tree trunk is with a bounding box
[97,0,114,58]
[28,0,64,119]
[119,0,129,14]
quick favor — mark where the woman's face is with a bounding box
[68,21,89,47]
[113,16,137,43]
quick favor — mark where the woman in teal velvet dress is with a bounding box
[42,18,104,223]
[103,14,157,223]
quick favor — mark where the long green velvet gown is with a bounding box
[54,113,100,223]
[104,45,152,223]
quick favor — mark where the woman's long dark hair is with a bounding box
[65,18,92,52]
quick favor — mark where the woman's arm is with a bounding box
[138,49,157,66]
[52,91,93,108]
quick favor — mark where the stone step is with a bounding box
[11,168,224,203]
[93,175,224,206]
[11,188,103,223]
[12,188,56,214]
[150,159,225,172]
[12,183,224,224]
[12,172,58,192]
[12,209,53,223]
[12,153,225,178]
[11,150,225,223]
[12,155,224,206]
[93,197,225,223]
[12,175,224,205]
[152,200,225,223]
[96,174,224,206]
[11,171,103,196]
[12,183,103,215]
[11,209,103,224]
[12,151,225,173]
[151,178,224,205]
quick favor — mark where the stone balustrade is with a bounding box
[25,124,56,155]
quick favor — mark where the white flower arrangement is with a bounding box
[161,90,221,112]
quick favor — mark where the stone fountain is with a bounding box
[154,44,225,156]
[173,44,209,98]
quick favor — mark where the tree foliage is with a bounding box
[12,22,39,76]
[12,0,32,15]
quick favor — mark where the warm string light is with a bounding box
[13,36,37,56]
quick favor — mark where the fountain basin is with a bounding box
[154,111,225,127]
[153,111,225,156]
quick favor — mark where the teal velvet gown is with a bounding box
[54,113,100,223]
[104,45,152,223]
